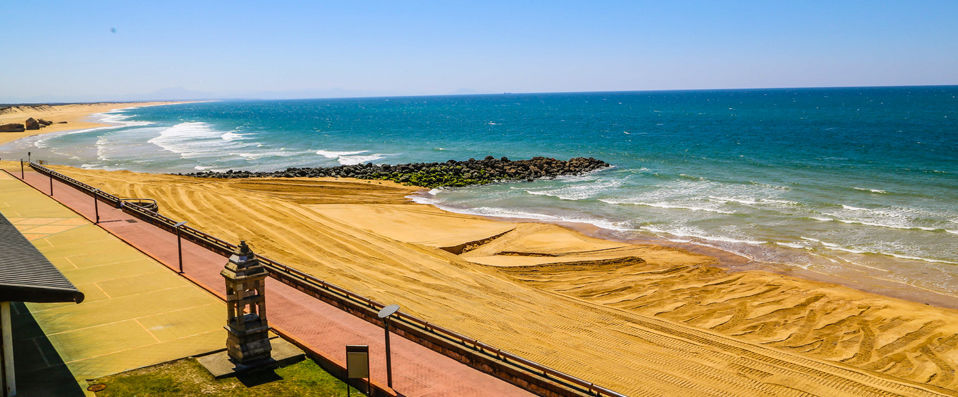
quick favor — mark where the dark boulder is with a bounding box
[0,123,25,132]
[24,118,40,130]
[38,119,53,126]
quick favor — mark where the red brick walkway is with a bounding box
[13,170,533,397]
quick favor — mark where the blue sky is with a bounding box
[2,1,957,102]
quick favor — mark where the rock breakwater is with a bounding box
[183,156,610,188]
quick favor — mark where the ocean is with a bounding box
[3,86,957,300]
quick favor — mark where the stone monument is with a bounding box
[221,241,272,367]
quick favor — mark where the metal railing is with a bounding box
[120,198,158,212]
[27,163,123,206]
[28,162,626,397]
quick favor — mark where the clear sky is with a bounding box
[2,1,957,102]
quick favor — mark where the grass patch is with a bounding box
[92,357,362,396]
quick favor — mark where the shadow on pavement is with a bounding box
[11,302,85,397]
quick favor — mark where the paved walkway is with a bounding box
[9,168,532,397]
[0,171,226,396]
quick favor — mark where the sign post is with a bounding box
[346,344,370,396]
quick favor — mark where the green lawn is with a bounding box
[91,357,363,396]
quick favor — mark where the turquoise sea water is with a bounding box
[3,87,957,299]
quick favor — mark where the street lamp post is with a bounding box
[377,304,400,389]
[49,174,53,196]
[174,221,187,273]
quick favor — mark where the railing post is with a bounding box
[93,189,100,224]
[49,173,53,196]
[174,221,187,273]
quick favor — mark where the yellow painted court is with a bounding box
[0,170,225,394]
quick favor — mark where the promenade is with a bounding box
[5,165,531,397]
[0,170,225,395]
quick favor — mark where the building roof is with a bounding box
[0,213,84,303]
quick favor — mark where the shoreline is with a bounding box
[4,162,957,394]
[0,101,201,146]
[409,191,958,310]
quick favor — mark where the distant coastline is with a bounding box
[0,101,199,146]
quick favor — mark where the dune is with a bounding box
[0,101,193,145]
[16,164,958,396]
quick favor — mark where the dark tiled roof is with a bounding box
[0,212,84,303]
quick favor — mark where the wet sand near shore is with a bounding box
[9,162,954,396]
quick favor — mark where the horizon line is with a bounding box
[4,83,957,106]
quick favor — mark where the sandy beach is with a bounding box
[0,101,192,146]
[8,162,953,396]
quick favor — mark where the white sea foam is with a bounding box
[709,196,798,207]
[822,205,944,233]
[775,242,808,249]
[314,149,384,165]
[598,178,799,218]
[884,253,958,265]
[799,236,958,265]
[678,173,707,181]
[149,122,249,159]
[600,199,734,214]
[406,201,632,232]
[315,150,367,158]
[841,204,869,211]
[709,196,758,205]
[830,217,939,232]
[96,111,154,127]
[524,179,621,201]
[448,207,563,221]
[407,194,439,205]
[853,187,888,194]
[221,131,248,141]
[641,225,765,245]
[338,153,385,165]
[232,150,310,160]
[95,136,109,161]
[748,181,791,191]
[820,241,868,254]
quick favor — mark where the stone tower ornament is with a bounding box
[221,241,272,367]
